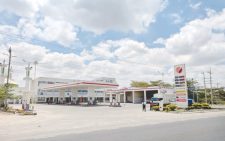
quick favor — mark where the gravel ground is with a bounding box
[0,104,225,141]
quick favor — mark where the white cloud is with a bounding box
[0,42,85,86]
[164,8,225,66]
[39,0,167,34]
[153,37,165,45]
[1,38,174,87]
[0,16,78,47]
[205,8,217,17]
[1,4,225,87]
[18,17,78,47]
[92,41,115,59]
[0,0,167,47]
[39,17,78,47]
[87,8,225,86]
[189,2,202,10]
[0,25,19,43]
[0,0,46,18]
[89,39,174,66]
[170,13,183,24]
[0,0,168,34]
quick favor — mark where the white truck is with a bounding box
[150,89,176,106]
[153,93,176,104]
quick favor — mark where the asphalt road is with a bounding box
[29,116,225,141]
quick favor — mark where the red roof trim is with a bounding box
[42,81,119,90]
[80,82,119,87]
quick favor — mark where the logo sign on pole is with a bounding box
[174,64,188,108]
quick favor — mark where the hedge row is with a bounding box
[189,103,211,109]
[151,104,177,111]
[151,103,211,111]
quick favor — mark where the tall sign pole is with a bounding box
[174,64,188,108]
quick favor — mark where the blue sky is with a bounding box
[23,0,225,53]
[0,0,225,87]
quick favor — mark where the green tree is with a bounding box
[149,80,161,86]
[130,81,150,87]
[186,79,198,100]
[0,84,17,106]
[213,88,225,104]
[149,80,172,87]
[130,80,172,88]
[0,85,8,100]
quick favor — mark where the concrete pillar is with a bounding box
[88,87,95,104]
[132,91,135,104]
[144,90,146,102]
[72,88,77,103]
[124,91,126,103]
[59,89,64,104]
[109,92,113,103]
[103,91,106,103]
[117,93,120,103]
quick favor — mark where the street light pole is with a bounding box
[33,61,38,79]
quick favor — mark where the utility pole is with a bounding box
[4,47,12,107]
[161,72,164,84]
[191,78,195,101]
[217,82,219,89]
[158,71,164,88]
[208,68,213,105]
[196,90,199,103]
[6,47,12,86]
[1,60,6,75]
[202,72,207,103]
[0,60,7,85]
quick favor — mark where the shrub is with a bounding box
[165,104,177,111]
[187,106,194,110]
[192,103,202,109]
[169,104,177,111]
[190,103,211,109]
[201,103,211,109]
[152,106,160,111]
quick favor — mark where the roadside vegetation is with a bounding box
[130,80,172,88]
[0,84,18,109]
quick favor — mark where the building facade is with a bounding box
[35,77,119,104]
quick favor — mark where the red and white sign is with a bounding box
[174,64,186,76]
[174,64,188,108]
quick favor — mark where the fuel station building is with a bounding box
[39,77,119,104]
[107,87,175,104]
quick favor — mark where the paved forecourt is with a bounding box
[0,104,225,141]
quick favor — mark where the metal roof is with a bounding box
[41,81,119,90]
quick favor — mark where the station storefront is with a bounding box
[40,81,119,105]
